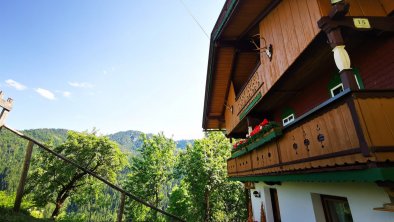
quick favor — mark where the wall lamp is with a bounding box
[253,191,261,198]
[250,34,273,61]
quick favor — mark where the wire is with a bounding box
[178,0,209,39]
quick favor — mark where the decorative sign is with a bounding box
[353,18,371,29]
[244,181,255,189]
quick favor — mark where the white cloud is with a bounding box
[68,81,94,88]
[5,79,27,90]
[62,91,71,97]
[35,88,56,100]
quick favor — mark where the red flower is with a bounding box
[259,119,269,127]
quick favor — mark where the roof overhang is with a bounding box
[202,0,279,130]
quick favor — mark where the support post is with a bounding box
[318,2,359,91]
[13,141,34,212]
[117,192,126,222]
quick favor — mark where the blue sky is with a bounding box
[0,0,225,140]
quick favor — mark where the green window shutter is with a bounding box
[328,68,365,96]
[281,107,295,119]
[353,68,365,89]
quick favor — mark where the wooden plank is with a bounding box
[379,0,394,15]
[14,141,34,212]
[271,7,289,78]
[315,113,335,167]
[306,0,323,35]
[0,110,9,127]
[316,0,332,16]
[347,0,364,16]
[335,104,360,165]
[339,104,360,148]
[277,131,291,163]
[381,98,394,146]
[356,0,387,16]
[279,0,300,66]
[324,107,351,152]
[260,9,277,90]
[358,98,394,146]
[297,0,317,52]
[289,0,312,63]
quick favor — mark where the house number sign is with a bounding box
[353,18,371,29]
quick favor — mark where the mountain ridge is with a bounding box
[13,128,194,151]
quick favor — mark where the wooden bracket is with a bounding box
[0,91,13,111]
[0,91,13,127]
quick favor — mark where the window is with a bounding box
[321,195,353,222]
[330,83,344,97]
[282,114,295,127]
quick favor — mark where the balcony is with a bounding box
[227,90,394,180]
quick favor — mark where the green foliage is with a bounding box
[124,133,177,222]
[0,191,48,221]
[65,179,119,221]
[26,130,127,218]
[171,132,247,222]
[167,181,194,221]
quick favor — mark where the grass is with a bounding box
[0,191,50,222]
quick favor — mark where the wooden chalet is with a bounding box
[202,0,394,221]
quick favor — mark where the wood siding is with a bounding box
[258,0,321,95]
[352,36,394,90]
[355,97,394,148]
[317,0,390,16]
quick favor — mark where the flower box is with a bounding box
[230,126,282,159]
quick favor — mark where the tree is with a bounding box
[26,130,127,218]
[124,133,177,222]
[172,132,247,222]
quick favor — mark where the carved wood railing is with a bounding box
[235,70,263,121]
[228,90,394,178]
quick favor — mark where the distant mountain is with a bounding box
[107,130,194,152]
[107,130,149,153]
[176,139,194,149]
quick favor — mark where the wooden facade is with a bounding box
[203,0,394,182]
[215,0,393,135]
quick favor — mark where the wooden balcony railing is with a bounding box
[235,69,263,121]
[227,90,394,178]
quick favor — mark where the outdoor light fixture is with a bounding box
[253,191,261,198]
[250,34,273,61]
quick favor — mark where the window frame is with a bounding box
[282,113,295,127]
[320,194,353,222]
[330,83,344,97]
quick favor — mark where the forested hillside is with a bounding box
[0,129,245,221]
